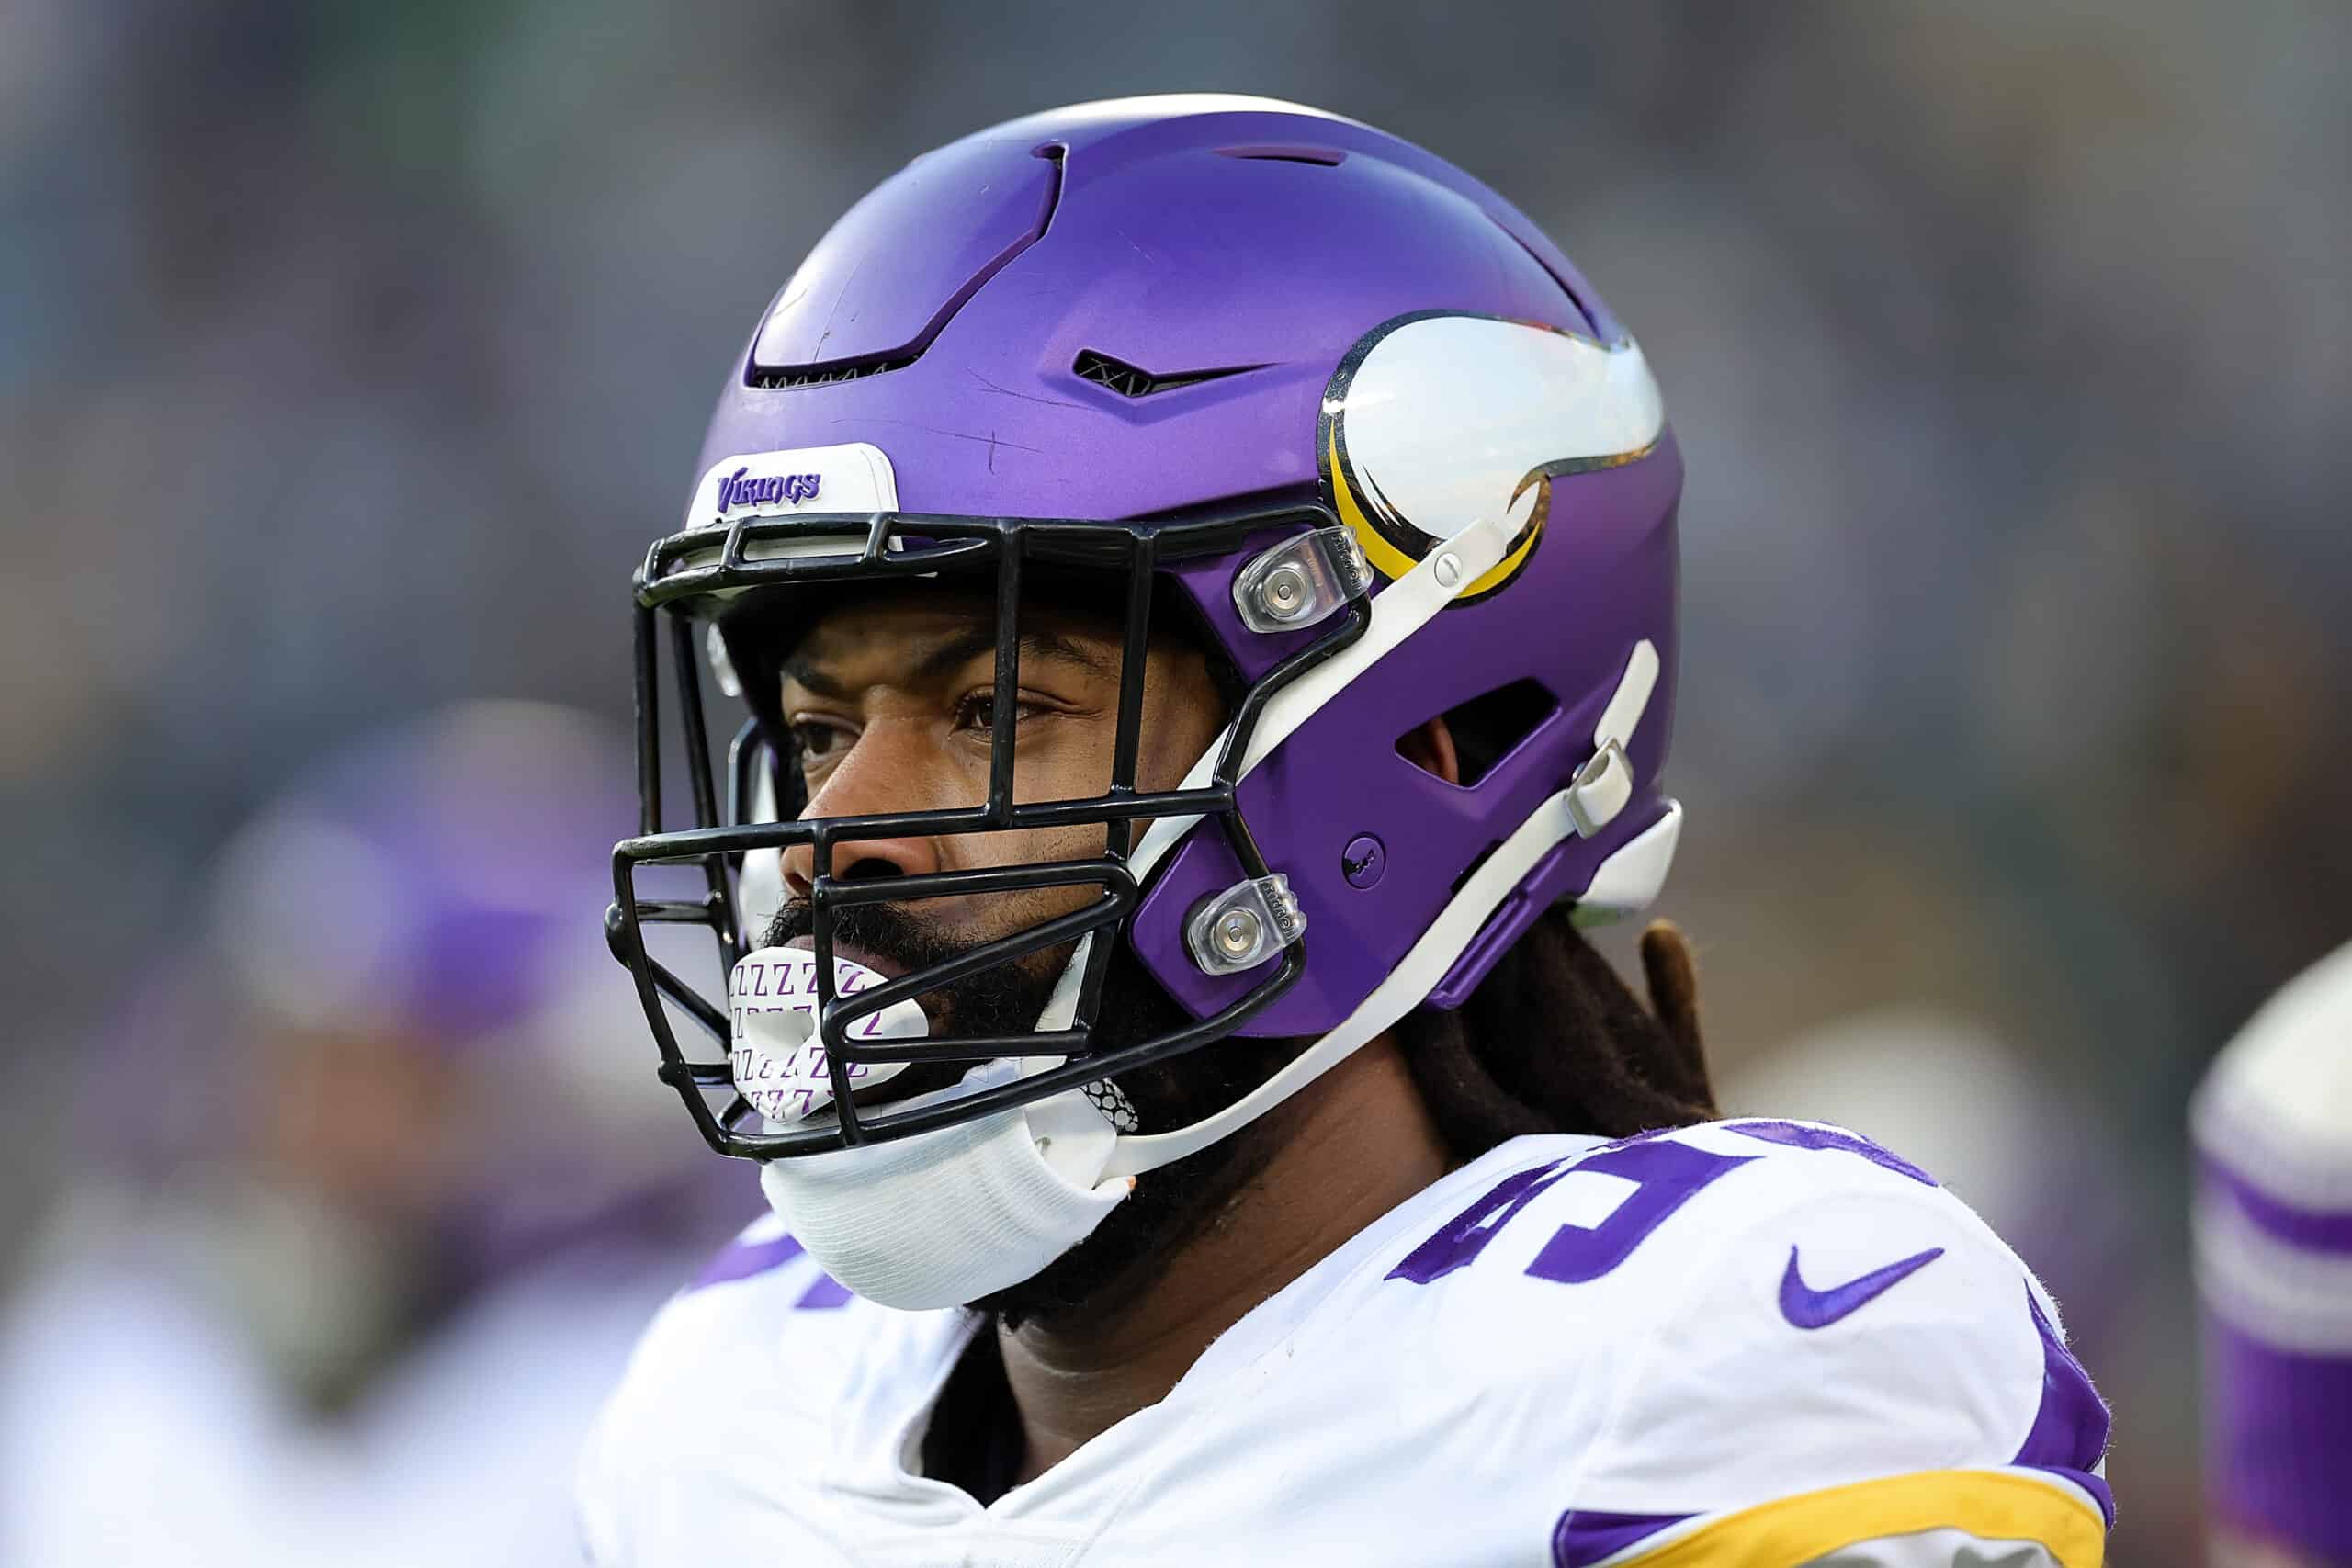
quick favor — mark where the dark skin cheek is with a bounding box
[978,668,1222,908]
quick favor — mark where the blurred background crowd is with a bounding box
[3,1,2346,1563]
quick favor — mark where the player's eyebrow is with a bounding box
[781,626,1117,698]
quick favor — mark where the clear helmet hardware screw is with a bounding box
[1216,906,1261,957]
[1261,563,1307,618]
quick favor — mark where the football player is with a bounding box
[2194,941,2352,1568]
[582,96,2112,1565]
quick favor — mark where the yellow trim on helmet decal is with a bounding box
[1325,425,1542,602]
[1467,510,1543,598]
[1328,423,1420,581]
[1609,1469,2106,1568]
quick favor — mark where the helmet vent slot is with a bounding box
[1072,350,1263,399]
[1215,144,1346,167]
[1399,677,1560,789]
[745,142,1068,390]
[747,353,918,390]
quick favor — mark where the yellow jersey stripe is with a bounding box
[1610,1468,2106,1568]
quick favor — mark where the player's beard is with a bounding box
[759,898,1300,1331]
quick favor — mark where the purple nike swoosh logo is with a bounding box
[1778,1244,1945,1329]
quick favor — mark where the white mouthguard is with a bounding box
[727,946,928,1123]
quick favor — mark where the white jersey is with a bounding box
[580,1121,2112,1568]
[0,1196,693,1568]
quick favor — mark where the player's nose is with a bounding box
[780,728,950,898]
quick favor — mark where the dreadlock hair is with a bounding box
[1389,684,1719,1161]
[1394,915,1717,1162]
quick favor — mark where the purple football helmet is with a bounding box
[612,95,1685,1164]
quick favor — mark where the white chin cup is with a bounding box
[759,1058,1130,1310]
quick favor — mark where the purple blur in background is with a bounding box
[2192,942,2352,1566]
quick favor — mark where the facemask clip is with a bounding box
[1185,874,1306,976]
[1232,527,1370,634]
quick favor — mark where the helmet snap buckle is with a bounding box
[1565,740,1634,838]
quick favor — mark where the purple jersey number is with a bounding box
[1391,1122,1941,1290]
[1389,1135,1758,1286]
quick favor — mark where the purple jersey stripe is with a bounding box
[1551,1509,1691,1568]
[2015,1289,2115,1527]
[1719,1120,1939,1187]
[690,1230,806,1290]
[2200,1154,2352,1255]
[2206,1315,2352,1563]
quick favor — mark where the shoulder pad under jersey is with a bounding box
[575,1213,927,1567]
[1357,1122,2112,1565]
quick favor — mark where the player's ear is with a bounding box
[1396,716,1462,786]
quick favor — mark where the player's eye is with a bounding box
[952,693,1046,734]
[787,718,855,762]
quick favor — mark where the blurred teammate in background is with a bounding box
[2194,942,2352,1568]
[0,702,738,1568]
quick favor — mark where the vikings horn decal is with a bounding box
[1319,312,1666,604]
